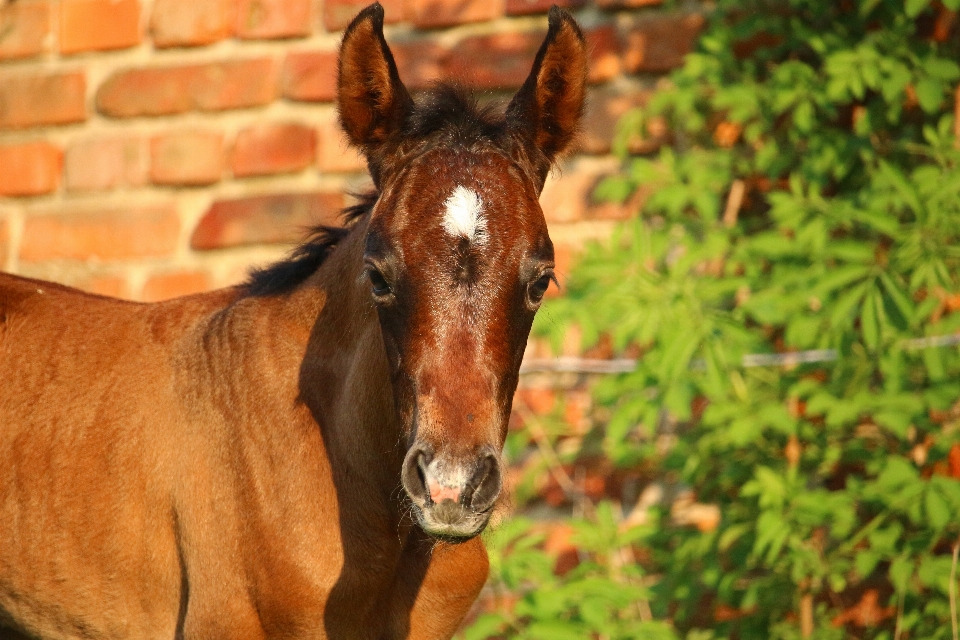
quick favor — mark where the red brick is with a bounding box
[72,274,130,298]
[515,387,556,416]
[191,191,343,249]
[280,50,337,102]
[0,216,9,267]
[189,59,278,110]
[444,27,621,90]
[578,84,650,154]
[0,71,86,129]
[96,59,276,118]
[323,0,402,31]
[236,0,310,39]
[231,122,316,177]
[406,0,502,29]
[620,13,705,73]
[54,272,129,298]
[20,204,180,262]
[540,161,628,224]
[64,136,148,191]
[443,31,543,89]
[0,1,51,60]
[596,0,662,7]
[150,0,234,48]
[97,66,194,117]
[141,270,213,301]
[396,28,606,91]
[316,113,365,173]
[218,262,254,288]
[586,25,621,83]
[0,141,61,196]
[60,0,141,54]
[540,171,589,224]
[150,130,223,185]
[392,40,447,89]
[505,0,584,16]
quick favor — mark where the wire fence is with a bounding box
[519,332,960,375]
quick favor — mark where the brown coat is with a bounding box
[0,3,587,638]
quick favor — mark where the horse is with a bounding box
[0,3,586,638]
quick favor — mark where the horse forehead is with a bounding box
[441,185,486,244]
[393,150,540,237]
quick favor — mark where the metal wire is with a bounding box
[519,332,960,375]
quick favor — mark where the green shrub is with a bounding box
[469,1,960,638]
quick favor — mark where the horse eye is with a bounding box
[368,269,392,297]
[528,273,553,305]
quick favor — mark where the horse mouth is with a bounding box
[410,499,493,541]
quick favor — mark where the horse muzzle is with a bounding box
[401,443,503,540]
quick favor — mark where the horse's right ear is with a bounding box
[337,3,412,184]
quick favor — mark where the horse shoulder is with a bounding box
[0,276,256,639]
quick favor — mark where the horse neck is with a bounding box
[294,219,406,492]
[187,217,408,535]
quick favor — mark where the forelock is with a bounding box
[405,83,506,147]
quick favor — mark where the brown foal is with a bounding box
[0,3,587,638]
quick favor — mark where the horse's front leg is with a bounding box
[379,532,489,640]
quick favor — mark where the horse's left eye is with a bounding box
[528,273,553,306]
[368,269,392,298]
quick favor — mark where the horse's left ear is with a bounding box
[337,2,413,185]
[506,6,588,189]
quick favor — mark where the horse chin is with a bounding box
[411,502,491,542]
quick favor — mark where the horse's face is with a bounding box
[365,148,552,538]
[338,3,586,540]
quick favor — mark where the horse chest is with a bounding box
[181,523,421,639]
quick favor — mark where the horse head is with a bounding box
[337,2,587,540]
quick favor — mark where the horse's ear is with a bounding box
[337,3,412,184]
[506,6,587,189]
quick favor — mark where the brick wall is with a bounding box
[0,0,702,302]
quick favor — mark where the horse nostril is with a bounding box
[416,457,427,490]
[401,446,431,505]
[464,453,502,512]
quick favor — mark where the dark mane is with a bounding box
[243,191,376,297]
[405,83,506,146]
[243,84,506,298]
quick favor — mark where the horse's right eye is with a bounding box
[368,269,392,298]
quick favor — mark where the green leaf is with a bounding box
[526,620,585,640]
[462,614,507,640]
[861,288,880,348]
[917,556,953,594]
[878,272,914,328]
[914,77,944,114]
[595,175,637,204]
[876,457,920,490]
[922,345,946,382]
[889,556,914,593]
[932,477,960,513]
[905,0,932,16]
[510,5,960,639]
[793,101,814,132]
[925,485,950,531]
[855,551,880,578]
[925,58,960,82]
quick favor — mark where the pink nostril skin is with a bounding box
[427,477,461,504]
